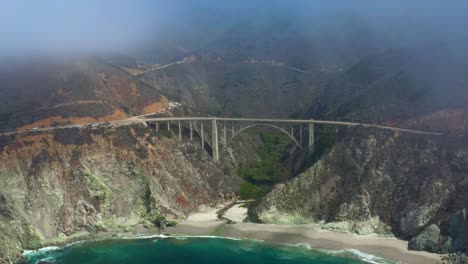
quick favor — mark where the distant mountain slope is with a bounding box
[300,43,468,135]
[0,57,167,131]
[191,13,393,73]
[139,58,326,118]
[135,13,429,120]
[136,16,380,118]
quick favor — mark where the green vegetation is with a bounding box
[296,127,338,174]
[239,182,269,200]
[237,127,338,200]
[237,130,291,200]
[19,223,45,249]
[142,210,176,229]
[81,167,113,206]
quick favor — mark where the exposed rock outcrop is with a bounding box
[0,124,239,262]
[409,224,440,252]
[440,209,468,253]
[252,127,468,253]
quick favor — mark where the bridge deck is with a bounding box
[141,117,443,136]
[0,117,443,136]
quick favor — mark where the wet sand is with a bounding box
[166,206,442,264]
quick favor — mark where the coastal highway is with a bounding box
[0,117,444,137]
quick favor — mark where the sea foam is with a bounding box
[316,248,397,264]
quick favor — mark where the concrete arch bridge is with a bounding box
[141,117,443,162]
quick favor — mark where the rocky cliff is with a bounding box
[252,127,468,254]
[0,124,239,263]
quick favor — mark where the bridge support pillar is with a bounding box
[167,121,170,131]
[156,122,159,132]
[190,122,193,141]
[299,125,303,146]
[201,123,204,149]
[223,123,227,145]
[212,119,219,162]
[178,122,182,141]
[308,123,314,155]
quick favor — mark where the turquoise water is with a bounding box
[24,236,390,264]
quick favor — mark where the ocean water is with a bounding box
[24,235,393,264]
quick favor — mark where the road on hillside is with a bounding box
[0,116,444,137]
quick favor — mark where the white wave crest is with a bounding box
[346,249,395,264]
[315,248,395,264]
[22,246,61,256]
[295,243,312,250]
[162,234,243,241]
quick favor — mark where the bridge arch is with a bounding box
[225,123,301,149]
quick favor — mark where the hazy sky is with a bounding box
[1,1,164,55]
[1,1,468,58]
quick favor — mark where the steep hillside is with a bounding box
[1,5,467,262]
[304,44,468,135]
[252,127,468,254]
[0,124,239,263]
[135,14,394,118]
[139,59,325,118]
[0,57,168,131]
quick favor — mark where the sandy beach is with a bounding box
[166,204,442,264]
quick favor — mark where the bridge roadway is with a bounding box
[1,116,443,161]
[142,117,444,162]
[0,117,443,137]
[141,117,444,136]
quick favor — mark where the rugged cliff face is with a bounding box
[252,127,468,254]
[0,124,239,262]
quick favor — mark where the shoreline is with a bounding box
[165,206,442,264]
[22,205,443,264]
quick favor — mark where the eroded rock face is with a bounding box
[0,124,239,262]
[440,209,468,253]
[409,224,440,252]
[252,127,468,253]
